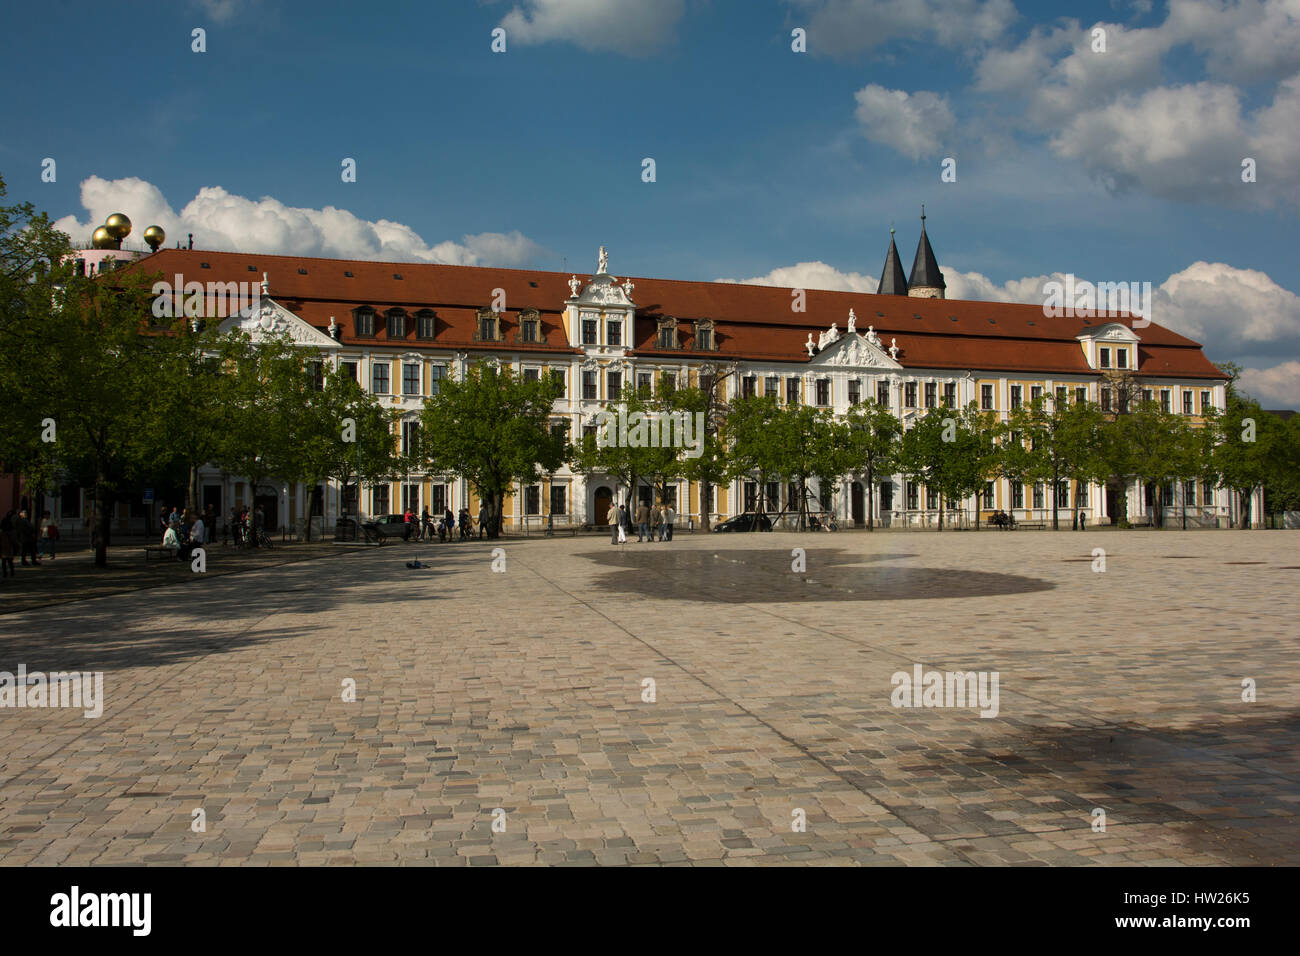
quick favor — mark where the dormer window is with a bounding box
[386,309,407,339]
[416,309,436,339]
[1117,348,1128,369]
[1099,347,1111,368]
[694,318,715,351]
[656,317,678,350]
[475,308,502,342]
[354,308,375,337]
[517,309,542,344]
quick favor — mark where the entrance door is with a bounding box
[594,486,612,526]
[851,482,864,526]
[254,494,279,531]
[879,481,894,512]
[1105,485,1119,524]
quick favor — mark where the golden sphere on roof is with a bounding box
[104,213,132,240]
[91,226,115,249]
[143,225,166,251]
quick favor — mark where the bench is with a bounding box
[1017,520,1046,530]
[144,545,179,561]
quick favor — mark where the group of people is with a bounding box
[158,504,210,560]
[1,509,58,578]
[225,505,268,547]
[402,506,485,542]
[609,501,677,544]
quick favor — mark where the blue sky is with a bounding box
[3,0,1299,403]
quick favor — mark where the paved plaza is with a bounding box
[1,530,1297,866]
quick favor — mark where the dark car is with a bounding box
[362,513,416,542]
[712,512,773,532]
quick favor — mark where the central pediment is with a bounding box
[218,297,341,349]
[810,331,902,369]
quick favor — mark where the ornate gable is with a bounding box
[810,329,902,370]
[219,297,341,349]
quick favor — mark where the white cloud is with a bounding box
[52,176,548,268]
[853,85,955,160]
[499,0,685,56]
[785,0,1017,57]
[1238,360,1300,407]
[192,0,244,23]
[717,261,879,293]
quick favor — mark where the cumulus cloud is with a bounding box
[499,0,685,56]
[784,0,1017,57]
[52,176,548,268]
[716,261,879,293]
[853,85,955,160]
[1238,360,1300,407]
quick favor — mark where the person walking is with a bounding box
[443,507,454,543]
[421,507,432,541]
[15,510,38,566]
[635,500,650,542]
[477,502,488,540]
[0,510,16,579]
[403,506,415,541]
[651,503,663,542]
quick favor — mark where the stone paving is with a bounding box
[1,530,1296,866]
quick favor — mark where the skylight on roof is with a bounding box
[247,265,256,272]
[298,268,307,275]
[344,271,353,277]
[393,273,403,280]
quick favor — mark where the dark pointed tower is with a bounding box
[878,225,908,295]
[907,205,946,299]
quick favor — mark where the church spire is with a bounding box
[878,224,908,295]
[907,204,946,299]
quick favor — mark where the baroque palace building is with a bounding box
[47,216,1247,533]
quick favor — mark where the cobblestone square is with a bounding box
[2,530,1296,866]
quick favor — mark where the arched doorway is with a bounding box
[851,482,865,526]
[593,486,613,526]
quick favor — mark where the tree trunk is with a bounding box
[94,475,111,568]
[866,463,874,531]
[1052,463,1060,530]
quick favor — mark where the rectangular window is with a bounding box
[981,384,994,410]
[1055,481,1068,508]
[371,362,390,394]
[582,319,597,345]
[401,483,420,512]
[401,421,420,456]
[1117,349,1128,369]
[341,360,358,382]
[1099,347,1111,368]
[1031,385,1043,402]
[982,482,994,509]
[657,326,674,349]
[848,380,861,406]
[550,368,566,397]
[924,382,936,409]
[523,367,540,382]
[606,320,622,346]
[637,372,652,394]
[1075,386,1087,404]
[550,485,567,515]
[743,481,757,512]
[426,484,446,515]
[905,382,917,407]
[943,383,956,407]
[764,481,780,511]
[355,312,374,337]
[582,370,597,401]
[695,326,713,350]
[1160,389,1171,412]
[402,363,420,396]
[1033,483,1044,509]
[524,486,541,515]
[742,376,757,399]
[550,420,569,442]
[429,365,445,396]
[1184,480,1196,506]
[765,376,779,399]
[1202,480,1213,504]
[520,318,538,343]
[1055,386,1067,404]
[1201,390,1212,413]
[906,481,918,510]
[1142,388,1153,405]
[926,486,939,510]
[417,313,436,339]
[878,382,890,407]
[480,314,497,341]
[1077,482,1088,507]
[787,378,800,405]
[1011,481,1024,509]
[387,312,406,338]
[1010,385,1022,410]
[372,485,390,515]
[309,361,324,391]
[816,379,830,406]
[607,370,622,397]
[1182,390,1193,414]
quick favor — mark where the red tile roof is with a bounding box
[131,249,1228,381]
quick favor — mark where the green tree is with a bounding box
[420,361,563,538]
[898,408,986,531]
[1213,392,1282,529]
[842,399,901,530]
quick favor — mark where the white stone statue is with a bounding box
[598,246,609,274]
[568,275,581,297]
[866,324,880,347]
[622,278,634,299]
[889,338,899,359]
[847,309,857,334]
[805,333,816,356]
